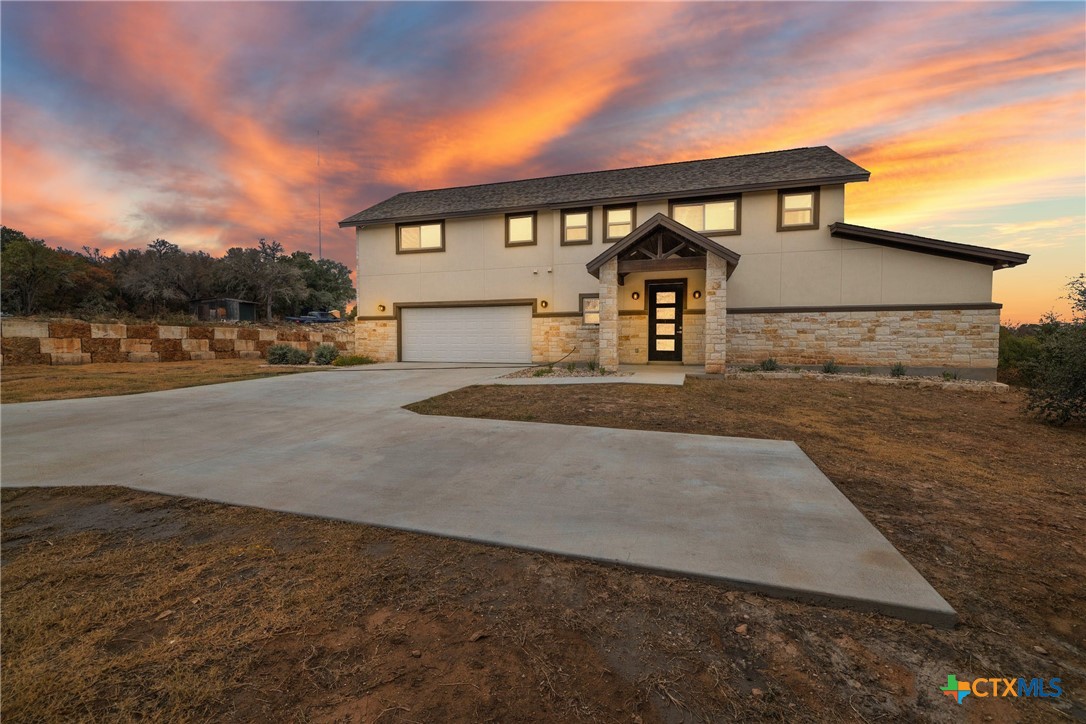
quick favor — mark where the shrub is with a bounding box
[858,366,872,376]
[332,354,376,367]
[739,366,760,372]
[759,358,780,371]
[890,363,907,378]
[565,362,576,373]
[999,325,1041,386]
[313,343,339,366]
[266,343,310,365]
[1025,309,1086,426]
[821,359,840,374]
[587,360,598,372]
[533,366,553,377]
[942,370,960,381]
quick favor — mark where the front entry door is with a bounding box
[648,281,684,362]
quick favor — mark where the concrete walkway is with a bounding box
[0,366,955,626]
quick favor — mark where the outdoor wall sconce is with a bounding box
[377,304,386,312]
[540,300,549,309]
[693,290,703,299]
[631,291,641,300]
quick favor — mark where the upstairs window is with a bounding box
[581,294,600,325]
[604,205,635,241]
[561,208,592,245]
[670,196,739,235]
[778,189,819,230]
[506,212,537,246]
[397,221,444,253]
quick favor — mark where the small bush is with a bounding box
[1025,309,1086,426]
[999,325,1041,386]
[266,344,310,365]
[890,363,907,378]
[759,358,780,371]
[565,362,576,373]
[332,354,376,367]
[858,366,872,376]
[533,366,553,377]
[942,370,960,381]
[312,344,339,366]
[821,359,840,374]
[587,360,598,372]
[739,366,760,372]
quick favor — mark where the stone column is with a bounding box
[598,258,619,370]
[704,253,728,374]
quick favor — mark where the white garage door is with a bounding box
[401,305,532,363]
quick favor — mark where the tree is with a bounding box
[0,227,74,314]
[118,239,189,316]
[1025,274,1086,426]
[218,239,306,322]
[285,251,355,316]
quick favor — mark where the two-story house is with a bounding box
[340,146,1028,379]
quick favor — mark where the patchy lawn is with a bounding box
[2,379,1083,722]
[0,359,317,403]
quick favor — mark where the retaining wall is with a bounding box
[0,319,354,365]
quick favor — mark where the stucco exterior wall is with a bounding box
[356,184,997,319]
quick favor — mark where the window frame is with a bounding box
[603,204,636,242]
[777,188,820,231]
[668,195,741,236]
[396,220,446,254]
[505,211,538,247]
[579,293,601,326]
[560,207,593,246]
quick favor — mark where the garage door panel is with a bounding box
[401,306,532,363]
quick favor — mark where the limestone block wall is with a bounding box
[704,254,729,374]
[728,307,1000,372]
[682,313,706,365]
[532,316,598,363]
[618,314,648,364]
[1,319,354,365]
[355,318,398,362]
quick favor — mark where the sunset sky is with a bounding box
[2,2,1083,323]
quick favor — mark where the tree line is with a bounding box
[0,227,355,322]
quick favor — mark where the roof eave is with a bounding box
[586,213,741,278]
[829,223,1030,269]
[340,172,871,229]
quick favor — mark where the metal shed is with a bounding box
[191,298,258,323]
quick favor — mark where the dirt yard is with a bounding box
[2,379,1083,722]
[0,359,316,403]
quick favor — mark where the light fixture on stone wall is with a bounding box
[377,304,386,312]
[631,291,640,300]
[540,300,549,309]
[693,291,703,299]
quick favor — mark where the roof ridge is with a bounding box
[403,146,830,196]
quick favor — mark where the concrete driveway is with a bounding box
[0,365,955,626]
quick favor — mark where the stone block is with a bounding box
[40,337,81,354]
[237,328,260,341]
[126,324,159,339]
[1,319,50,338]
[49,321,92,339]
[84,338,126,363]
[1,337,47,365]
[235,339,256,352]
[158,325,187,339]
[238,350,262,359]
[188,351,215,361]
[181,338,210,352]
[121,339,153,353]
[214,327,239,340]
[188,326,214,340]
[51,353,92,365]
[91,323,126,338]
[211,339,236,353]
[258,329,278,342]
[128,352,160,363]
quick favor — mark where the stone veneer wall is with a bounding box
[533,316,598,363]
[618,314,648,364]
[1,319,353,365]
[728,307,1000,372]
[355,318,398,362]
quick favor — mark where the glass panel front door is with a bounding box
[648,282,684,362]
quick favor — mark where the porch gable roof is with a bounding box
[585,213,741,279]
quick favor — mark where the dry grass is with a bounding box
[3,379,1084,722]
[0,360,316,404]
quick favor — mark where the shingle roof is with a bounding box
[340,146,869,227]
[829,223,1030,269]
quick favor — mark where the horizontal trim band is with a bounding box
[728,303,1002,315]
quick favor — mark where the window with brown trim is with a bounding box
[561,208,592,245]
[505,212,537,246]
[580,294,600,325]
[604,205,635,242]
[669,196,740,235]
[778,188,819,230]
[397,221,445,253]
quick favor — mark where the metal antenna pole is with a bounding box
[317,130,323,260]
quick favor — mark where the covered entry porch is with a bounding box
[586,214,740,373]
